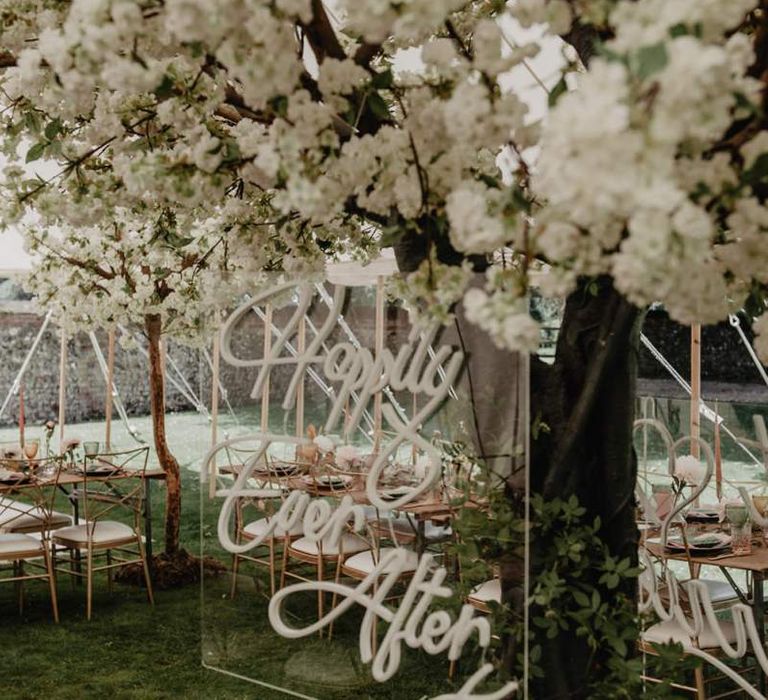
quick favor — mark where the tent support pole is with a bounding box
[690,324,701,459]
[104,329,115,450]
[0,310,53,422]
[209,329,221,499]
[58,330,67,446]
[261,304,272,434]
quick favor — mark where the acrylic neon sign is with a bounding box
[206,280,519,700]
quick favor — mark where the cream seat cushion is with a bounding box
[243,517,303,540]
[0,533,45,559]
[377,514,452,542]
[688,578,738,605]
[469,579,501,605]
[291,533,369,557]
[343,547,419,575]
[642,617,738,648]
[0,498,72,533]
[53,521,135,547]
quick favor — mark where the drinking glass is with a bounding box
[752,495,768,544]
[23,439,39,460]
[727,504,752,556]
[83,441,99,458]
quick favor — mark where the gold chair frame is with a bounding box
[52,446,153,620]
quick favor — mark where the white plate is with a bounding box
[0,469,29,483]
[380,485,415,500]
[317,474,352,487]
[79,459,121,476]
[686,507,720,519]
[662,533,732,551]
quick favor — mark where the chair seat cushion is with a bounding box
[642,617,738,648]
[344,547,419,575]
[0,498,72,533]
[376,515,452,542]
[469,579,501,605]
[243,517,303,540]
[686,578,738,604]
[0,533,44,559]
[291,533,369,557]
[53,521,135,547]
[423,522,452,542]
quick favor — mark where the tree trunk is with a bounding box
[145,313,182,557]
[527,278,641,699]
[394,234,642,694]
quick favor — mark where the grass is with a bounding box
[0,413,489,699]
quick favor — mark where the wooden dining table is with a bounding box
[0,467,166,573]
[287,473,484,551]
[221,462,486,551]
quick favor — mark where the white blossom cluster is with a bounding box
[22,207,270,343]
[463,268,541,353]
[534,0,768,357]
[388,253,474,329]
[0,0,765,360]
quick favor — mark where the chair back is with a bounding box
[0,455,65,535]
[75,446,150,528]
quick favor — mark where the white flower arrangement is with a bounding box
[335,445,360,469]
[673,454,707,486]
[313,435,335,454]
[0,0,766,365]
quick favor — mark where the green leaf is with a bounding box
[367,91,391,120]
[572,589,590,608]
[188,41,204,58]
[44,119,62,140]
[548,75,568,107]
[269,95,289,118]
[635,42,669,80]
[371,69,394,90]
[154,74,176,101]
[23,110,42,134]
[221,139,241,164]
[379,225,405,247]
[668,23,688,38]
[744,153,768,185]
[25,142,46,163]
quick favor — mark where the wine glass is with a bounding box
[83,441,99,458]
[24,439,39,460]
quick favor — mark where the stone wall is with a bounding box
[0,295,410,429]
[4,299,759,430]
[639,309,761,384]
[0,309,202,427]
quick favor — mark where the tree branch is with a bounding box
[300,0,346,64]
[0,50,16,68]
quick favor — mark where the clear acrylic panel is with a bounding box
[200,272,529,699]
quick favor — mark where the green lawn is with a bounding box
[0,412,490,699]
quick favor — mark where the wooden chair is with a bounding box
[280,471,370,634]
[51,446,153,620]
[639,546,753,698]
[0,456,72,534]
[0,457,63,622]
[229,453,305,599]
[330,519,419,648]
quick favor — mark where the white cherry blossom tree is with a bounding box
[20,206,275,562]
[1,0,767,692]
